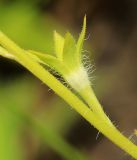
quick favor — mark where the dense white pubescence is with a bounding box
[65,52,96,91]
[65,66,91,91]
[82,53,96,83]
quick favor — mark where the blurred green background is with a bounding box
[0,0,137,160]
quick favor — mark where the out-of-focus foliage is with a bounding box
[0,108,23,160]
[0,77,81,159]
[0,1,61,53]
[0,78,36,160]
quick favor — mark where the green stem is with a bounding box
[0,31,137,159]
[79,85,112,125]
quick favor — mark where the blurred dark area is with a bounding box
[0,0,137,160]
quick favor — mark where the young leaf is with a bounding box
[76,16,86,63]
[28,50,68,75]
[63,32,76,68]
[54,31,64,60]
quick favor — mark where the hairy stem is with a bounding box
[79,85,112,124]
[0,31,137,159]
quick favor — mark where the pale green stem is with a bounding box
[66,67,111,124]
[65,67,110,123]
[0,31,137,159]
[80,85,112,125]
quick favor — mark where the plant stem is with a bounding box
[0,31,137,159]
[80,85,112,124]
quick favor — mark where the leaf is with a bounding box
[63,32,76,68]
[76,16,86,63]
[54,31,64,60]
[28,50,68,75]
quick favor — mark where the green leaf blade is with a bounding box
[63,32,76,68]
[76,16,86,63]
[28,50,68,75]
[54,31,64,60]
